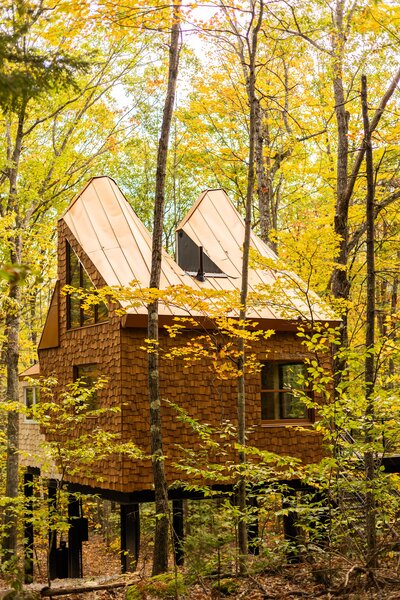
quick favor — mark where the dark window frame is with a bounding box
[66,241,108,329]
[260,361,314,425]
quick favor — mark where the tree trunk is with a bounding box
[331,0,350,359]
[361,74,377,574]
[3,109,25,559]
[3,275,21,558]
[148,2,181,576]
[255,101,272,244]
[236,0,264,575]
[287,4,400,362]
[330,5,400,347]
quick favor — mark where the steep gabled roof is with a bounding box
[176,189,335,323]
[61,176,196,317]
[62,176,188,289]
[38,281,59,349]
[60,177,335,324]
[176,188,278,278]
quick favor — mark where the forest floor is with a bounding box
[2,533,400,600]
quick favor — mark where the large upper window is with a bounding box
[261,362,313,423]
[66,242,108,329]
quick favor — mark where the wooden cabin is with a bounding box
[19,176,334,577]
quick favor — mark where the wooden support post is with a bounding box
[24,472,34,583]
[48,482,58,581]
[283,490,300,563]
[68,495,83,578]
[247,495,259,555]
[172,499,184,566]
[120,503,140,573]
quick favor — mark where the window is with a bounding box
[73,364,99,410]
[66,242,108,329]
[24,386,39,422]
[261,362,313,422]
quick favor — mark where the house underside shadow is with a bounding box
[25,467,333,581]
[24,452,400,583]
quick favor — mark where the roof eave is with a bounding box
[121,312,340,331]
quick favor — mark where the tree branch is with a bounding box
[344,66,400,205]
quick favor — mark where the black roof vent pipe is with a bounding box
[196,246,206,282]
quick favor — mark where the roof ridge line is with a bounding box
[176,188,232,231]
[58,175,118,221]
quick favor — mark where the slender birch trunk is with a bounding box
[255,100,271,245]
[361,74,377,574]
[236,0,264,575]
[148,3,181,576]
[330,0,350,384]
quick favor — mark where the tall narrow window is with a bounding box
[66,242,108,329]
[24,386,39,422]
[261,362,313,422]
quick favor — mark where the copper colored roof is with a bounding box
[61,177,335,323]
[176,189,335,322]
[177,188,278,277]
[62,176,194,317]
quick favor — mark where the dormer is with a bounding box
[176,188,277,280]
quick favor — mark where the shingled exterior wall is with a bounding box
[120,328,326,493]
[19,373,58,478]
[38,221,124,491]
[36,220,328,495]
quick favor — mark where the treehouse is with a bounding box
[20,176,335,578]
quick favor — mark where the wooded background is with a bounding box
[0,0,400,589]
